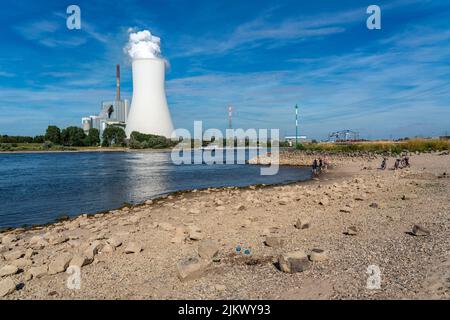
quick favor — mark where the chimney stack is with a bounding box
[116,64,121,101]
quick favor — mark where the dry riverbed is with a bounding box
[1,152,449,299]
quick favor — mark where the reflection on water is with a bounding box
[0,151,311,228]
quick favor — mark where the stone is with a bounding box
[100,244,115,253]
[346,226,358,236]
[197,240,219,260]
[309,249,328,262]
[24,248,36,259]
[369,203,379,208]
[278,199,288,205]
[176,256,208,282]
[3,250,24,261]
[215,284,226,291]
[188,209,201,215]
[294,218,310,229]
[412,225,430,236]
[401,194,418,200]
[145,200,153,205]
[278,251,310,273]
[264,236,284,249]
[26,266,48,279]
[319,198,329,206]
[188,225,204,241]
[29,235,43,245]
[69,254,92,268]
[0,265,19,277]
[171,227,187,244]
[12,258,33,268]
[48,234,69,245]
[48,253,72,275]
[106,237,122,248]
[236,205,246,211]
[340,208,352,213]
[0,278,16,297]
[1,234,18,245]
[124,242,142,254]
[216,206,226,211]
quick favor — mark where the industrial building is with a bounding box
[81,65,129,137]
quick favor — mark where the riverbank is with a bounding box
[1,152,449,299]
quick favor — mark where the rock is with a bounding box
[69,254,92,268]
[12,258,33,268]
[402,194,418,200]
[24,248,36,259]
[48,253,72,275]
[278,251,310,273]
[294,218,310,229]
[197,240,219,260]
[124,242,142,254]
[264,236,284,249]
[171,227,187,244]
[0,245,7,254]
[48,234,69,245]
[340,208,352,213]
[29,235,43,245]
[176,256,208,282]
[100,244,115,253]
[278,199,288,205]
[26,266,48,279]
[369,203,379,208]
[215,284,226,291]
[216,206,226,211]
[309,249,328,262]
[412,224,430,236]
[188,225,204,241]
[236,205,246,211]
[1,234,18,245]
[145,200,153,205]
[0,265,19,277]
[0,278,16,297]
[106,237,122,248]
[319,198,329,206]
[3,250,24,261]
[345,226,358,236]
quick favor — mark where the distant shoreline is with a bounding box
[0,148,173,154]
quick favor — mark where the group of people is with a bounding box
[380,155,410,170]
[312,157,328,177]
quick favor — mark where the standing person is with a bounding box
[380,157,387,170]
[319,158,323,173]
[394,158,400,170]
[312,159,318,177]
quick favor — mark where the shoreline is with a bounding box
[1,152,449,299]
[0,162,315,232]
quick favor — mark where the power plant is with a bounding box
[81,64,129,136]
[81,30,174,139]
[125,57,174,138]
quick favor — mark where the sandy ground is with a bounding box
[0,152,449,300]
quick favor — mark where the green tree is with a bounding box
[129,131,175,149]
[33,135,45,143]
[102,126,126,147]
[61,126,86,146]
[44,125,61,144]
[85,128,100,146]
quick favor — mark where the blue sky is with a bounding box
[0,0,449,139]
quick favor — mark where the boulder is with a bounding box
[0,265,19,277]
[100,244,115,253]
[3,250,24,261]
[264,236,284,249]
[48,234,69,245]
[308,249,328,262]
[294,218,310,229]
[176,257,208,282]
[0,278,16,297]
[412,225,430,236]
[69,254,92,268]
[197,240,219,260]
[106,237,122,248]
[278,251,311,273]
[188,225,204,241]
[124,242,142,254]
[48,253,72,275]
[12,258,33,268]
[26,266,48,280]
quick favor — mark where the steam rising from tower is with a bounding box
[124,30,174,138]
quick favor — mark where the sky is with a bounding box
[0,0,449,140]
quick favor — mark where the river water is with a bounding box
[0,151,311,228]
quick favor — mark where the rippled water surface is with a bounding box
[0,151,311,228]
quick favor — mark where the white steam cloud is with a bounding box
[125,30,162,60]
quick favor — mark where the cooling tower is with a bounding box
[125,58,174,138]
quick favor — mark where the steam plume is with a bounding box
[125,30,162,60]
